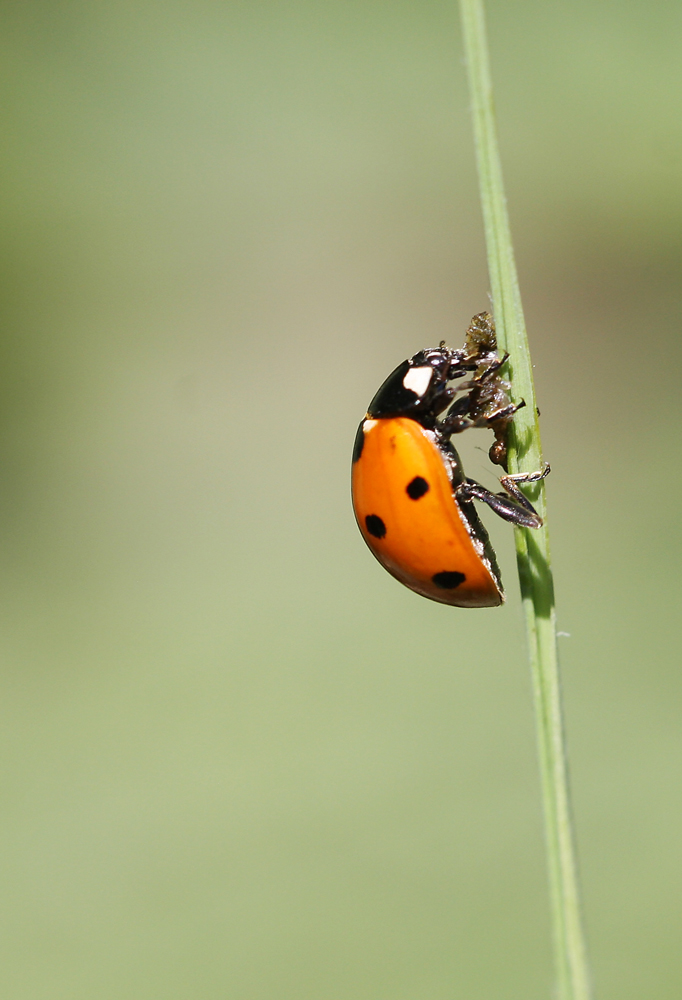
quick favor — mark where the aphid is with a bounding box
[351,313,549,607]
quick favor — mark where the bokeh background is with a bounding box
[1,1,681,997]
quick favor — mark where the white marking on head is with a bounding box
[362,419,378,432]
[403,366,432,397]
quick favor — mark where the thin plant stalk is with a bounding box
[458,2,592,998]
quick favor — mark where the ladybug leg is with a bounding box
[436,394,474,434]
[430,385,458,417]
[456,480,542,528]
[476,351,508,381]
[437,397,523,437]
[498,464,551,511]
[438,415,474,435]
[456,351,509,390]
[455,464,550,529]
[480,398,524,423]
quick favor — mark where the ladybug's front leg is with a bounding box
[455,464,550,529]
[454,351,509,391]
[437,397,524,439]
[436,394,474,435]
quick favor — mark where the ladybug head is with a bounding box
[366,346,465,425]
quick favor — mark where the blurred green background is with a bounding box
[1,1,681,997]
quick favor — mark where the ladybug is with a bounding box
[351,313,549,608]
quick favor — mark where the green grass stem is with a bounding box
[458,2,592,998]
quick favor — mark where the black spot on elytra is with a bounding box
[432,571,466,589]
[352,422,365,463]
[406,476,429,499]
[365,514,386,539]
